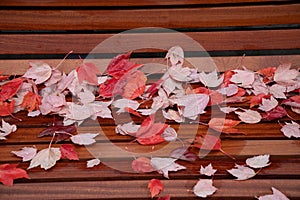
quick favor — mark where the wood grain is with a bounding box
[0,4,299,30]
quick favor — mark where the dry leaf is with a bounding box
[23,62,52,84]
[208,118,241,134]
[246,154,271,168]
[200,163,217,176]
[70,133,99,145]
[193,179,217,198]
[227,164,256,180]
[131,157,154,173]
[165,46,184,66]
[0,119,17,140]
[258,96,278,112]
[199,70,224,88]
[60,144,79,160]
[148,179,163,198]
[280,121,300,138]
[28,147,61,170]
[274,63,299,85]
[151,157,186,179]
[0,164,29,186]
[11,147,37,162]
[235,109,262,124]
[257,187,290,200]
[87,158,101,168]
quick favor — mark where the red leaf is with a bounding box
[20,91,42,112]
[158,196,171,200]
[0,164,29,186]
[145,79,163,98]
[0,71,9,82]
[262,106,287,121]
[124,107,142,117]
[148,179,163,198]
[76,62,100,85]
[122,70,147,99]
[0,78,23,102]
[107,51,143,79]
[222,70,235,87]
[250,93,270,108]
[38,124,76,142]
[137,134,165,145]
[131,157,154,173]
[99,78,124,98]
[257,67,276,83]
[192,87,223,106]
[169,147,198,162]
[0,100,15,117]
[208,118,242,134]
[60,144,79,160]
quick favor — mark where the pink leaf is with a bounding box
[0,164,29,186]
[280,121,300,138]
[246,154,271,168]
[227,164,256,180]
[258,96,278,112]
[76,62,100,85]
[11,147,37,162]
[257,187,289,200]
[87,158,101,168]
[28,147,61,170]
[193,179,217,198]
[23,62,52,84]
[131,157,154,173]
[70,133,98,145]
[148,179,164,198]
[235,109,262,124]
[151,157,186,179]
[200,163,217,176]
[262,106,287,121]
[274,63,299,85]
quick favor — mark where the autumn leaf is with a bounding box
[76,62,100,85]
[0,119,17,140]
[230,68,255,88]
[99,78,122,98]
[28,147,61,170]
[274,63,299,85]
[169,147,198,162]
[70,133,99,145]
[227,164,256,180]
[280,121,300,138]
[0,100,15,116]
[132,157,154,173]
[60,144,79,160]
[23,62,52,84]
[258,96,278,112]
[0,71,9,81]
[38,124,76,139]
[200,163,217,176]
[0,78,23,102]
[21,91,42,112]
[208,118,242,134]
[250,93,270,108]
[257,187,289,200]
[0,164,29,186]
[122,70,147,99]
[148,179,164,198]
[235,109,262,124]
[158,196,171,200]
[87,158,101,168]
[166,46,184,66]
[199,70,224,88]
[262,106,287,121]
[151,157,186,179]
[11,147,37,162]
[193,179,217,198]
[246,154,271,168]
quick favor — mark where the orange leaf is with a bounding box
[76,62,100,85]
[0,78,23,102]
[0,100,15,116]
[148,179,163,198]
[0,164,29,186]
[122,70,147,99]
[208,118,242,134]
[250,93,270,108]
[21,91,42,112]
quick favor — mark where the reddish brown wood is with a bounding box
[0,5,299,30]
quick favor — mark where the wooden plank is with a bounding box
[0,5,299,30]
[1,140,299,162]
[0,0,292,7]
[0,55,300,75]
[0,179,299,199]
[1,30,299,54]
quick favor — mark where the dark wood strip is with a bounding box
[0,5,299,30]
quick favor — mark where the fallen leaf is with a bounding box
[200,163,217,176]
[208,118,242,134]
[158,196,171,200]
[112,98,140,114]
[227,164,256,180]
[38,124,76,139]
[99,78,122,98]
[23,62,52,84]
[28,147,61,170]
[169,147,198,162]
[269,84,286,99]
[76,62,100,85]
[115,122,140,136]
[0,78,23,102]
[257,187,289,200]
[148,179,164,198]
[262,106,287,121]
[122,70,147,99]
[20,91,42,112]
[199,70,224,88]
[151,157,186,179]
[0,119,17,140]
[165,46,184,66]
[193,179,217,198]
[217,84,239,96]
[230,68,255,88]
[280,121,300,138]
[87,158,101,168]
[246,154,271,168]
[0,164,29,186]
[274,63,299,85]
[219,107,238,114]
[131,157,154,173]
[235,109,262,124]
[0,100,15,116]
[250,93,270,108]
[60,144,79,160]
[162,126,177,142]
[258,96,278,112]
[11,147,37,162]
[70,133,99,145]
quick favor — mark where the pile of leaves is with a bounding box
[0,46,299,199]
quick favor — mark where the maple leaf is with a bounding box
[246,154,271,169]
[274,63,299,85]
[0,100,15,116]
[38,124,76,141]
[122,70,147,99]
[258,96,278,112]
[23,62,52,84]
[169,147,198,162]
[11,147,37,162]
[137,135,166,145]
[28,147,61,170]
[20,91,42,112]
[269,84,286,99]
[208,118,242,134]
[0,164,29,186]
[162,109,184,123]
[199,70,224,88]
[220,107,238,114]
[0,119,17,140]
[60,144,79,160]
[230,68,255,88]
[235,109,262,124]
[115,122,140,136]
[222,70,235,86]
[227,164,256,180]
[168,65,193,82]
[193,179,217,198]
[166,46,184,66]
[76,62,100,85]
[132,157,154,173]
[70,133,98,145]
[99,78,122,98]
[40,93,66,115]
[162,126,177,142]
[257,187,289,200]
[280,121,300,138]
[250,93,270,108]
[112,99,140,114]
[257,67,276,80]
[151,157,186,179]
[262,106,287,121]
[148,179,164,198]
[0,71,9,81]
[217,84,238,97]
[200,163,217,176]
[0,78,23,102]
[87,158,101,168]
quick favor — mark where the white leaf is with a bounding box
[220,107,238,114]
[71,133,99,145]
[65,103,91,121]
[162,126,177,142]
[274,63,299,85]
[151,157,186,179]
[162,109,185,123]
[11,146,37,162]
[78,89,95,104]
[168,65,193,82]
[258,96,278,112]
[199,70,224,88]
[0,119,17,140]
[115,122,140,136]
[269,84,286,99]
[280,121,300,138]
[257,187,290,200]
[217,84,238,96]
[235,109,262,124]
[166,46,184,66]
[23,62,52,84]
[28,110,41,117]
[227,164,256,180]
[200,163,217,176]
[193,179,217,198]
[89,101,112,119]
[246,154,271,168]
[87,158,101,168]
[28,147,61,170]
[230,68,255,88]
[113,99,140,113]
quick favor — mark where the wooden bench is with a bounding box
[0,0,299,199]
